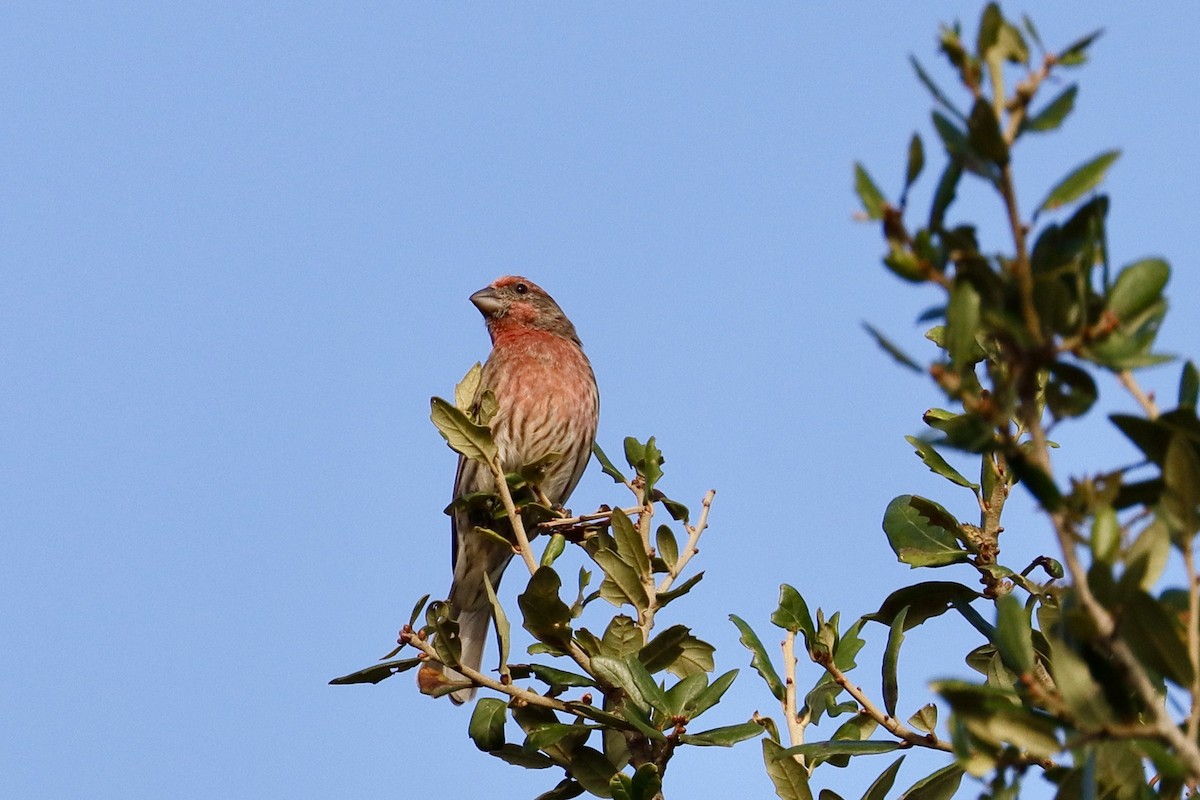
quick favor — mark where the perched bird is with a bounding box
[443,276,599,704]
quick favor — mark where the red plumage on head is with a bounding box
[438,276,599,703]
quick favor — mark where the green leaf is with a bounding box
[630,763,662,800]
[1090,505,1120,566]
[686,669,738,719]
[679,721,764,747]
[454,362,483,413]
[994,594,1035,676]
[946,279,981,371]
[905,133,925,190]
[905,436,978,490]
[1045,361,1098,419]
[863,323,923,373]
[592,442,628,484]
[771,584,816,642]
[1007,449,1064,511]
[1058,27,1104,67]
[611,509,650,578]
[1046,635,1115,728]
[518,567,574,651]
[568,747,618,799]
[908,704,938,735]
[909,56,966,123]
[1023,84,1077,133]
[1107,257,1169,322]
[1180,361,1199,410]
[855,162,887,220]
[525,722,594,753]
[489,743,558,771]
[966,97,1008,165]
[1120,589,1194,687]
[730,614,785,702]
[883,607,908,717]
[593,549,650,611]
[865,581,981,629]
[639,628,714,679]
[929,159,962,231]
[509,663,596,692]
[655,571,704,607]
[328,657,422,685]
[897,764,964,800]
[602,615,643,658]
[591,655,670,715]
[430,396,498,464]
[655,525,678,570]
[861,756,906,800]
[469,697,508,752]
[408,593,431,628]
[762,739,814,800]
[482,572,511,679]
[778,740,900,760]
[1035,149,1121,216]
[882,495,970,568]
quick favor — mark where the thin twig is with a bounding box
[1118,369,1160,419]
[538,507,645,530]
[819,657,951,754]
[656,490,716,596]
[487,455,539,575]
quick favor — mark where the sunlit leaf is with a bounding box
[762,739,814,800]
[882,495,970,568]
[1035,150,1121,216]
[430,396,497,464]
[855,162,887,220]
[730,614,785,702]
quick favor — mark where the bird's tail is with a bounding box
[445,606,490,705]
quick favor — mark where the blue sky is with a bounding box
[4,3,1199,799]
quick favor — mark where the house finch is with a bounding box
[443,276,599,704]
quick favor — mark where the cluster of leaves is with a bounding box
[823,3,1200,798]
[335,5,1200,799]
[333,364,760,800]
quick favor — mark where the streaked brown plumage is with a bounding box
[444,276,599,703]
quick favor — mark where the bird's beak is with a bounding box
[470,287,504,316]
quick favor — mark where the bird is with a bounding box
[442,276,599,704]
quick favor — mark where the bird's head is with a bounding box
[470,276,580,343]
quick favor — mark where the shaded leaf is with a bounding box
[763,739,814,800]
[883,607,909,717]
[966,97,1008,165]
[897,764,964,800]
[862,756,906,800]
[1058,28,1104,67]
[568,746,618,799]
[882,495,970,568]
[518,567,574,650]
[995,594,1035,676]
[771,584,816,642]
[1107,257,1169,322]
[328,657,422,685]
[929,159,963,231]
[865,581,981,630]
[778,740,901,760]
[905,436,978,489]
[590,655,670,715]
[655,571,704,607]
[509,663,596,692]
[864,323,923,373]
[946,280,981,371]
[469,697,508,752]
[679,721,765,747]
[905,133,925,190]
[1180,361,1199,410]
[909,55,966,123]
[687,669,739,719]
[730,614,785,702]
[602,615,643,658]
[490,743,558,771]
[656,525,678,570]
[1023,84,1077,133]
[611,508,651,578]
[592,442,628,484]
[483,572,511,679]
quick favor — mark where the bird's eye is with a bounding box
[514,283,529,294]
